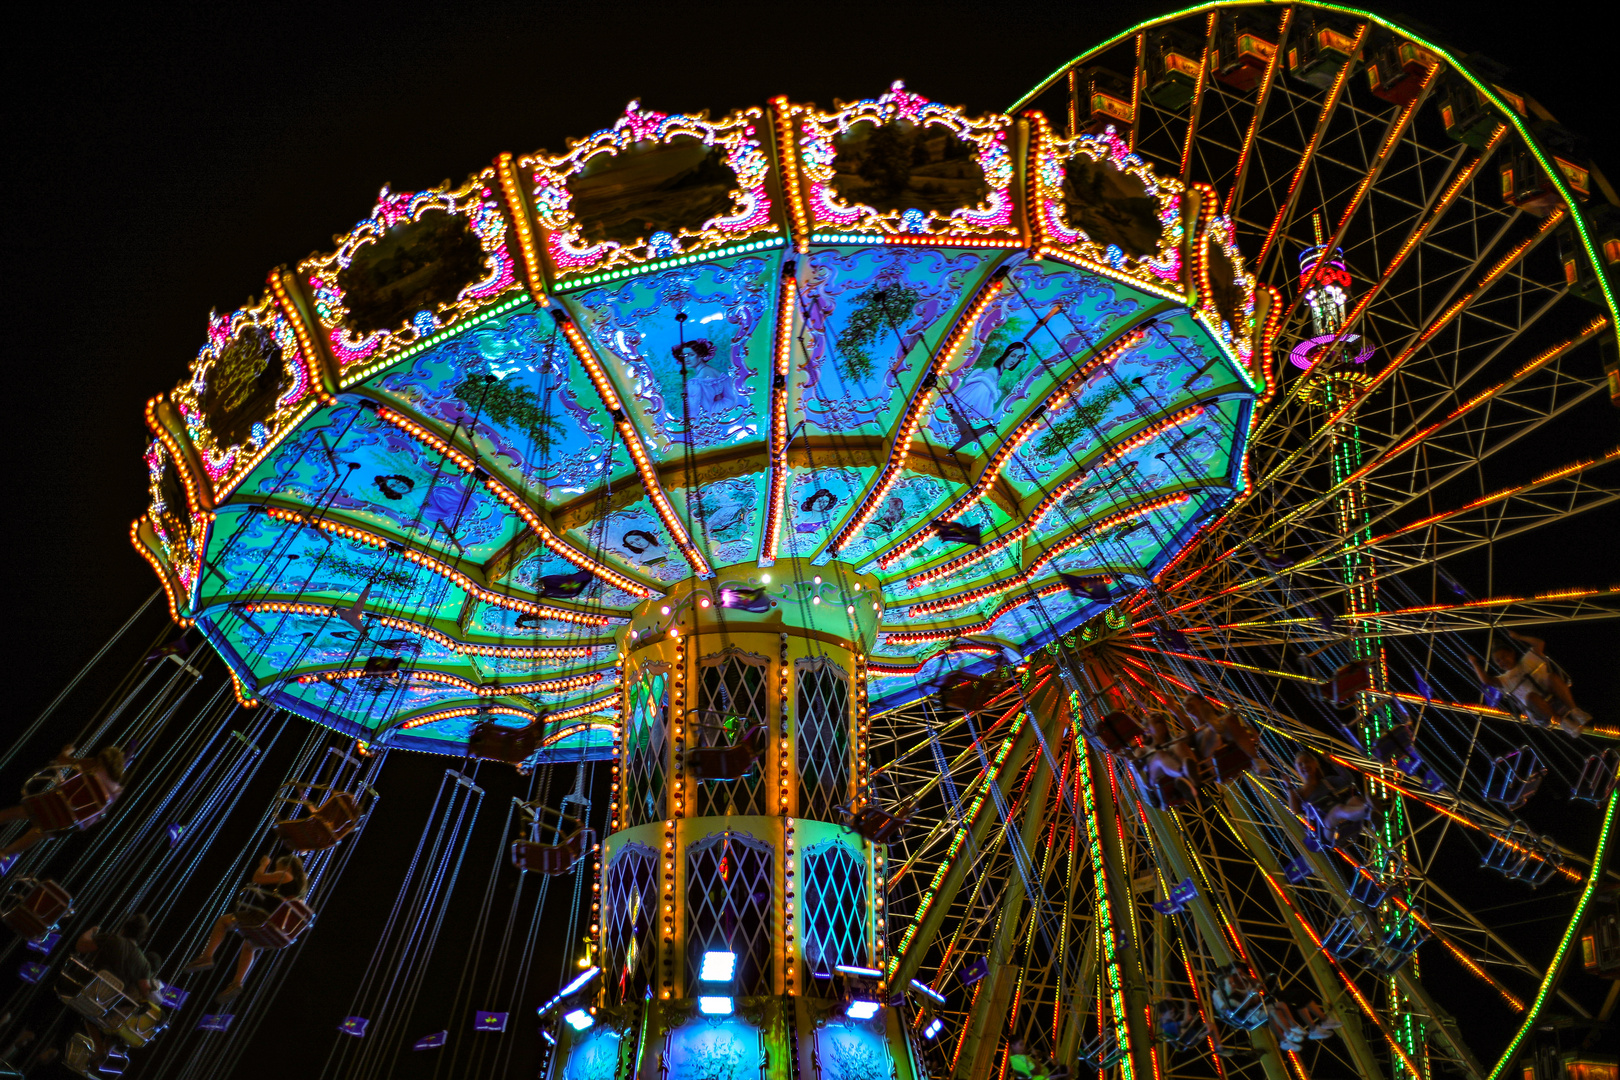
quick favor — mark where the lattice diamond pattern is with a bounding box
[801,839,869,977]
[694,650,769,817]
[685,831,774,995]
[622,668,667,828]
[795,659,850,821]
[603,843,657,1002]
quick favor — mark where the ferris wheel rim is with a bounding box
[1007,0,1619,332]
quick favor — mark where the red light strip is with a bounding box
[298,666,607,697]
[261,506,613,626]
[372,405,649,597]
[760,273,797,565]
[830,271,1009,556]
[238,601,598,659]
[879,324,1151,571]
[904,492,1191,610]
[1254,869,1424,1080]
[901,405,1203,590]
[552,313,712,577]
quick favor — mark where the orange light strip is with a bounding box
[905,491,1190,604]
[1307,209,1565,438]
[267,269,336,405]
[1339,125,1507,335]
[261,506,614,626]
[770,97,810,254]
[1254,22,1369,269]
[1178,13,1215,181]
[552,313,711,577]
[901,405,1203,590]
[760,272,797,566]
[399,704,533,731]
[398,705,616,733]
[879,323,1151,571]
[1340,314,1608,491]
[373,405,649,596]
[494,151,548,302]
[238,601,597,659]
[144,398,208,514]
[830,271,1009,556]
[547,694,622,723]
[1255,869,1424,1080]
[1375,445,1617,539]
[1321,755,1583,883]
[298,666,607,697]
[129,517,193,628]
[1335,68,1436,238]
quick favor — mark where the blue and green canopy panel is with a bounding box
[133,85,1268,757]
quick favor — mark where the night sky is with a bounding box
[6,2,1619,1077]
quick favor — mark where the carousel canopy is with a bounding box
[134,83,1267,756]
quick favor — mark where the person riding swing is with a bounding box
[0,746,126,859]
[184,854,309,1002]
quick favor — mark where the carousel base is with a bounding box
[547,995,927,1080]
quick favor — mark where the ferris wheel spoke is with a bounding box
[1220,790,1392,1080]
[1245,783,1483,1080]
[1242,316,1607,552]
[1245,210,1562,493]
[1250,24,1370,275]
[1225,8,1295,219]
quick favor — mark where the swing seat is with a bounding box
[233,893,315,950]
[273,783,373,852]
[846,804,910,844]
[63,1031,129,1080]
[1205,740,1253,783]
[1574,751,1620,804]
[1323,661,1372,708]
[466,719,540,765]
[22,770,114,835]
[1136,765,1195,811]
[511,828,595,875]
[1485,749,1547,810]
[113,1003,168,1048]
[57,957,142,1033]
[1094,710,1143,753]
[0,876,72,941]
[1322,917,1366,961]
[686,726,764,782]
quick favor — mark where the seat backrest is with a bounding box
[274,816,338,852]
[314,792,360,834]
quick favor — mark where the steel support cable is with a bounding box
[356,772,482,1080]
[0,590,161,777]
[437,789,522,1080]
[188,742,380,1080]
[320,769,454,1079]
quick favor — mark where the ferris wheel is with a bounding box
[872,7,1620,1080]
[57,2,1616,1079]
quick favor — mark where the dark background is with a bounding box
[4,2,1618,1078]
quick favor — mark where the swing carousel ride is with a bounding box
[6,1,1618,1078]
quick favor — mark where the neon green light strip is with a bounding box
[559,237,785,289]
[1488,790,1618,1079]
[339,292,533,388]
[1072,689,1135,1080]
[887,715,1025,979]
[1007,1,1618,331]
